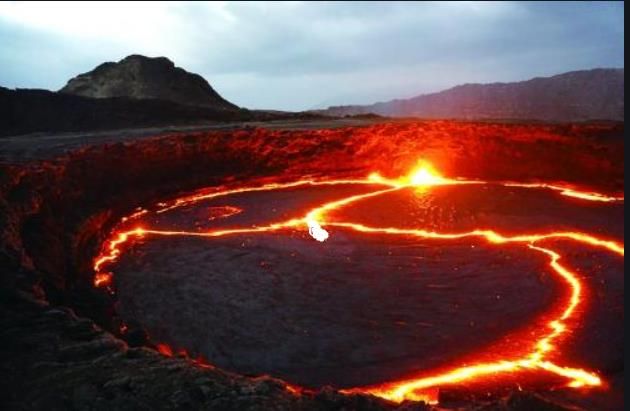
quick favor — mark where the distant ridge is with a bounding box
[316,68,624,122]
[60,54,238,111]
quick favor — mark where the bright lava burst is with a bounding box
[92,160,623,405]
[407,160,450,186]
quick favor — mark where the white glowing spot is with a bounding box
[307,221,329,242]
[409,166,447,186]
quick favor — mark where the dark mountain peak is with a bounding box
[60,54,238,110]
[123,54,172,63]
[118,54,176,69]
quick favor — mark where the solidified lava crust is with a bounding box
[0,121,624,410]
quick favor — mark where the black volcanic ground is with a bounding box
[111,183,624,390]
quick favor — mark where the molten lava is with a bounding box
[407,160,450,186]
[92,160,623,405]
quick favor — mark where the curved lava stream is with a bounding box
[92,161,624,404]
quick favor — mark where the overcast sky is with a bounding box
[0,1,624,110]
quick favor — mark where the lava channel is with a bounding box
[92,161,624,405]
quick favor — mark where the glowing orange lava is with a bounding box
[407,160,450,186]
[92,160,623,404]
[208,205,243,220]
[503,182,624,203]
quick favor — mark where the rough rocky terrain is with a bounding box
[0,87,256,137]
[0,120,623,410]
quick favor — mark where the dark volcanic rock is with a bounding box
[479,392,583,411]
[319,68,624,122]
[0,297,581,410]
[0,300,401,411]
[0,87,253,136]
[60,55,238,110]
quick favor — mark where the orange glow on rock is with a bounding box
[156,343,173,357]
[92,160,623,404]
[93,272,113,287]
[208,205,242,221]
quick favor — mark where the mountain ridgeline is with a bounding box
[1,56,623,137]
[317,68,624,122]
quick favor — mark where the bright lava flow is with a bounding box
[92,161,624,404]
